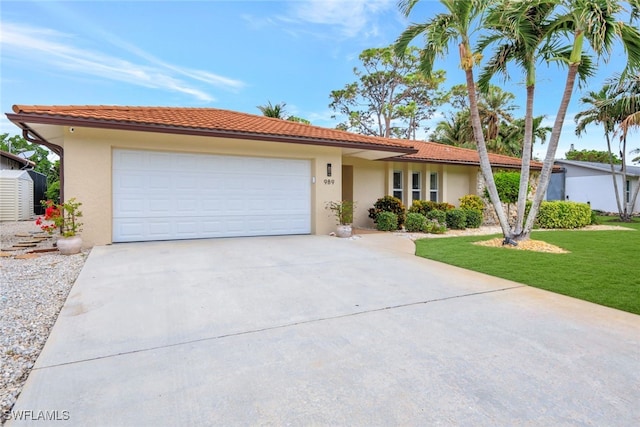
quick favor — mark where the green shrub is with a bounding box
[45,180,60,203]
[484,172,525,204]
[368,196,405,229]
[536,201,592,229]
[446,208,467,230]
[422,219,447,234]
[376,211,398,231]
[590,209,600,225]
[405,212,427,232]
[426,209,447,225]
[459,194,484,211]
[408,200,455,216]
[463,209,482,228]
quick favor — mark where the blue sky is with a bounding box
[0,0,635,161]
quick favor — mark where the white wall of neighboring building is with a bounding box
[563,167,640,213]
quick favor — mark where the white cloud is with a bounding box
[0,22,245,102]
[248,0,395,40]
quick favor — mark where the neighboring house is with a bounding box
[553,160,640,213]
[6,105,546,246]
[1,149,35,170]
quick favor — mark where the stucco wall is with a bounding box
[565,174,640,213]
[343,157,386,228]
[61,127,342,246]
[345,158,481,229]
[440,165,477,206]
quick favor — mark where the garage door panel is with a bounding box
[113,150,310,242]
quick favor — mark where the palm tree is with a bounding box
[503,116,552,157]
[525,0,640,233]
[477,0,557,238]
[395,0,512,238]
[611,73,640,218]
[478,85,517,142]
[431,111,475,147]
[257,101,287,119]
[574,85,625,216]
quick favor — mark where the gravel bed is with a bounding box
[0,221,89,423]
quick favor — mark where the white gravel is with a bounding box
[0,221,89,423]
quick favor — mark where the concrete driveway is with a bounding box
[8,234,640,426]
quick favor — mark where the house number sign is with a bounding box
[323,179,335,185]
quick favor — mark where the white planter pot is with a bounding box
[57,236,82,255]
[336,224,353,238]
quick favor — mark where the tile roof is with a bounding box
[8,105,546,170]
[395,140,546,170]
[9,105,416,153]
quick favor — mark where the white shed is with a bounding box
[0,169,34,221]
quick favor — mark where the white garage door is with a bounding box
[113,149,311,242]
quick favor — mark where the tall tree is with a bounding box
[396,0,513,238]
[565,148,622,163]
[430,111,475,148]
[397,0,640,241]
[477,0,559,238]
[524,0,640,233]
[432,85,529,157]
[329,45,445,139]
[610,72,640,218]
[502,116,552,158]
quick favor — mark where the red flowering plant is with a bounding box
[35,198,83,237]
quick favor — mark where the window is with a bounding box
[393,170,403,200]
[412,172,421,201]
[626,180,631,203]
[429,172,438,202]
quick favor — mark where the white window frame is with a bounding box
[412,171,422,201]
[429,172,438,202]
[393,170,403,200]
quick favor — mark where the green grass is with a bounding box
[414,216,640,315]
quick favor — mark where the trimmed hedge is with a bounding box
[406,212,427,232]
[376,211,398,231]
[423,219,447,234]
[369,196,405,229]
[459,194,484,211]
[408,200,455,216]
[426,209,447,225]
[446,208,467,230]
[536,201,592,229]
[463,209,482,228]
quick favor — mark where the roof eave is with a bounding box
[380,155,542,170]
[5,113,418,156]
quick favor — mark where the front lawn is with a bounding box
[414,217,640,315]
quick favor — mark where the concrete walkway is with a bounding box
[7,234,640,426]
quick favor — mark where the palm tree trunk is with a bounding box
[604,132,624,217]
[461,45,511,238]
[514,84,535,238]
[524,63,580,233]
[629,173,640,216]
[620,132,630,220]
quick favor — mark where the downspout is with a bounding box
[21,128,64,202]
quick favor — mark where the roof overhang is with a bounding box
[5,112,418,159]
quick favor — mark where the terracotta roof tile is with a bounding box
[10,105,415,152]
[9,105,548,170]
[395,140,546,170]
